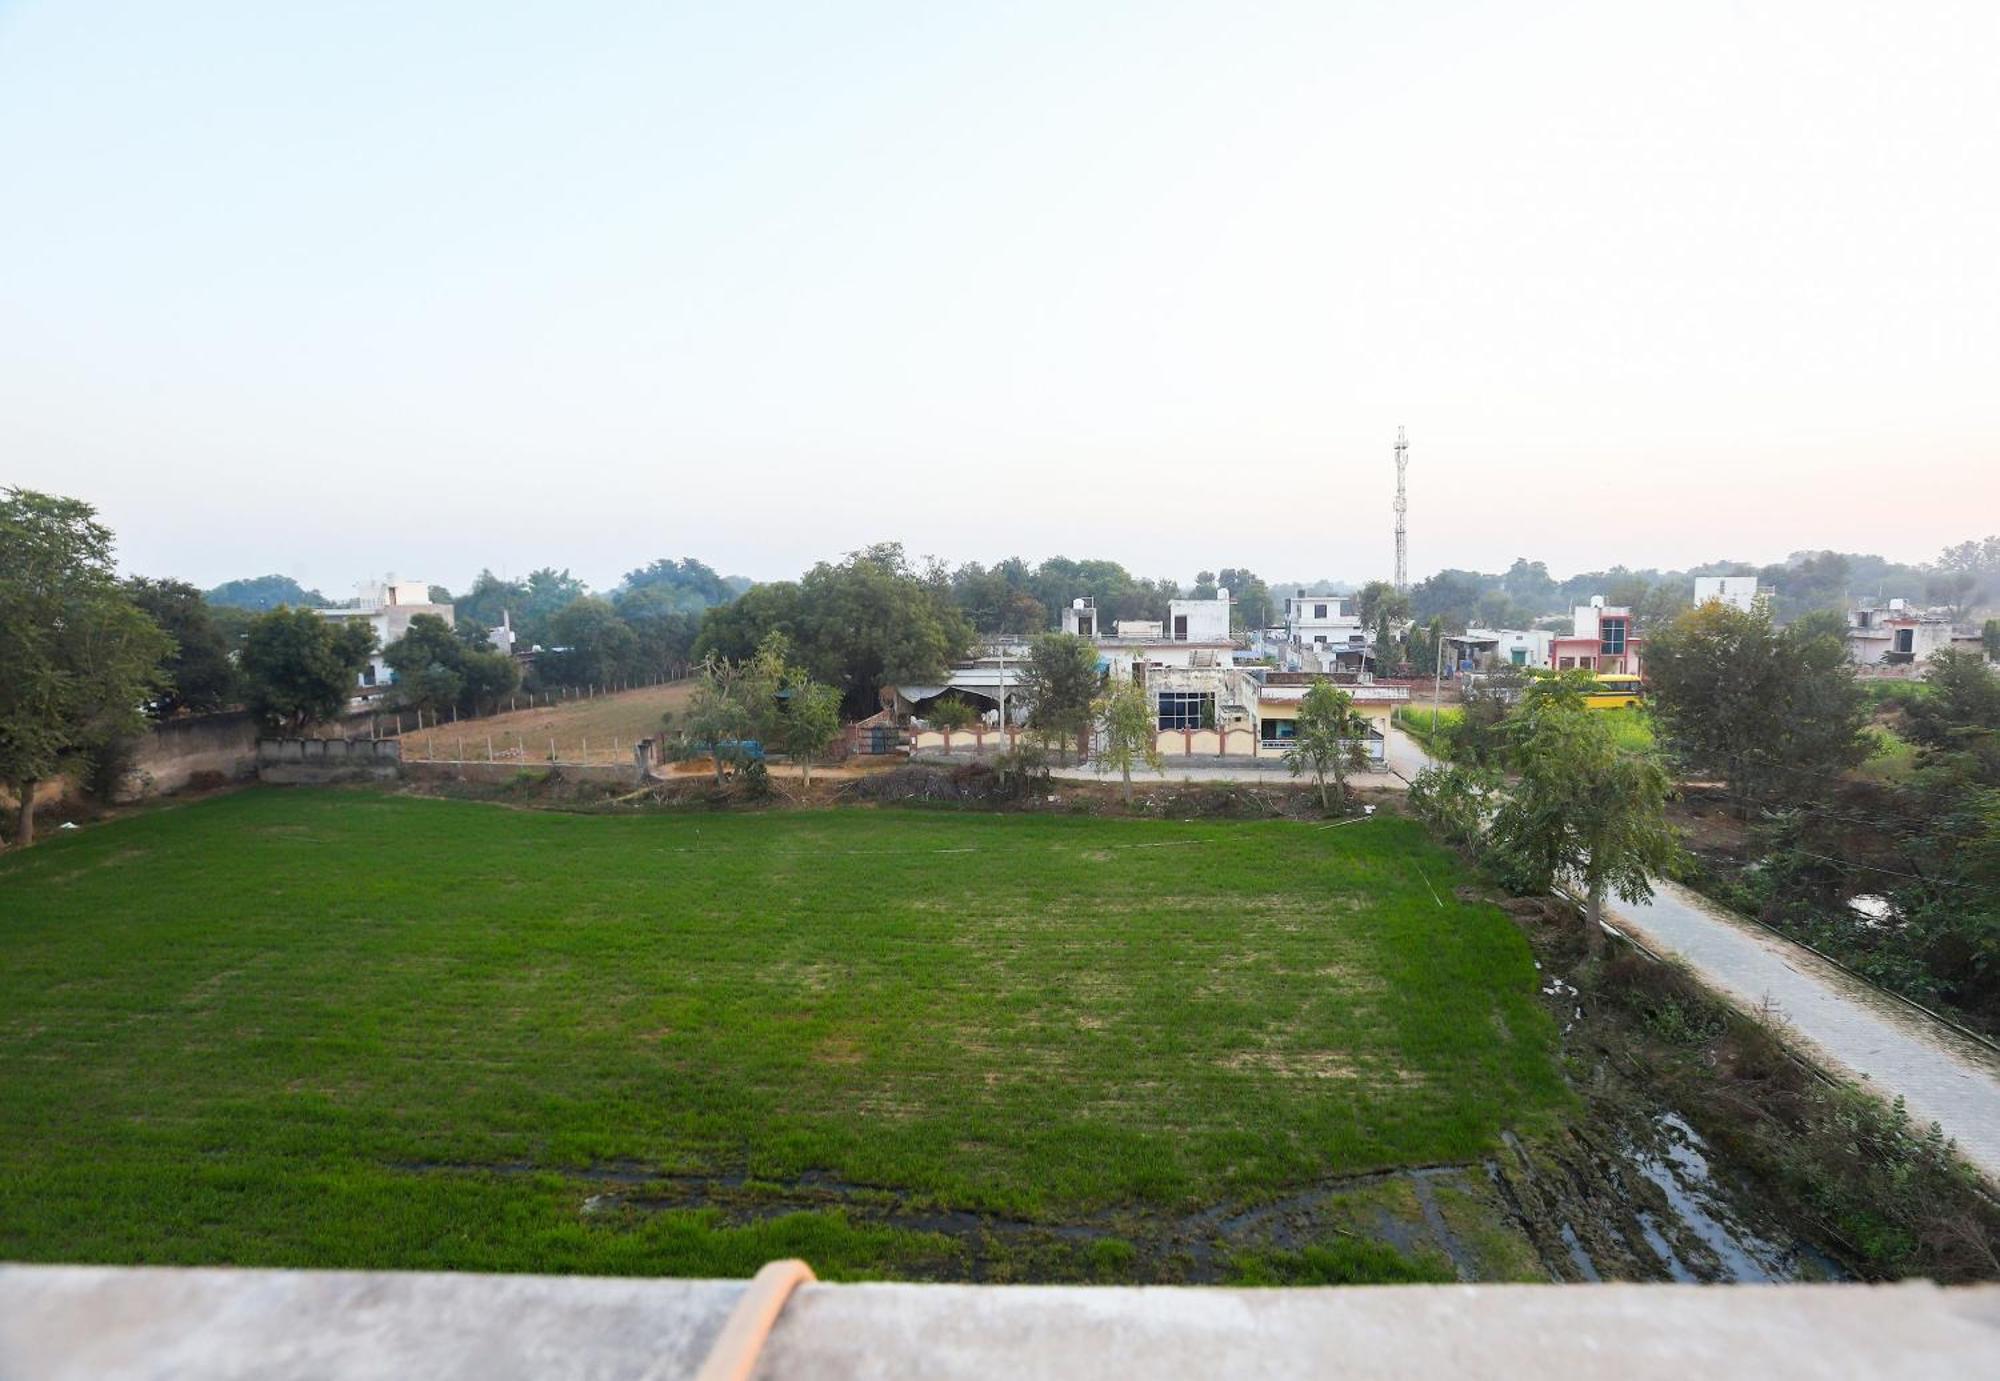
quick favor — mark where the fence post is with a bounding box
[487,735,494,763]
[549,736,557,764]
[582,737,588,765]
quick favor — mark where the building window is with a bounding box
[1558,656,1574,669]
[1260,717,1297,743]
[361,664,377,687]
[1157,692,1212,731]
[1599,617,1627,656]
[1511,648,1528,665]
[1314,603,1328,619]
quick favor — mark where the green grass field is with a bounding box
[1394,704,1654,756]
[0,790,1566,1280]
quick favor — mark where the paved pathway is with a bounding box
[1603,879,2000,1186]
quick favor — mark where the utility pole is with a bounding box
[1394,425,1409,593]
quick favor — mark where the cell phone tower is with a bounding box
[1393,425,1409,592]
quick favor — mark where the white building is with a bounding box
[1846,600,1983,667]
[1694,576,1764,612]
[1443,628,1553,671]
[1060,598,1099,639]
[1282,591,1362,649]
[319,578,454,691]
[1166,589,1232,643]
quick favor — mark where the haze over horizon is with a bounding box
[4,1,1995,593]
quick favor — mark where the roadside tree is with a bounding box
[1486,672,1679,955]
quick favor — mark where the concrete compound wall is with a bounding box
[256,738,402,785]
[400,761,641,787]
[115,712,262,802]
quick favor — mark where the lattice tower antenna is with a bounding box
[1393,425,1409,591]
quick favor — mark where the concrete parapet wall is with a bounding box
[0,1266,1993,1379]
[256,738,401,785]
[401,761,636,787]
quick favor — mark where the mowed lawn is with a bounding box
[0,791,1566,1278]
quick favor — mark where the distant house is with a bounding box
[1441,628,1552,672]
[1548,598,1642,675]
[319,579,454,691]
[1282,591,1363,650]
[1845,600,1983,667]
[1694,575,1766,613]
[1254,675,1408,765]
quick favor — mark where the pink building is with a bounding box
[1548,598,1643,676]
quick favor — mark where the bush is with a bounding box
[993,740,1051,799]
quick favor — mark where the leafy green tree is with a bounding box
[1645,602,1866,809]
[381,612,519,717]
[1,490,173,844]
[673,654,757,784]
[1354,579,1411,629]
[239,608,376,734]
[1093,678,1161,803]
[1486,672,1680,955]
[695,545,969,715]
[1285,681,1371,811]
[1217,568,1272,631]
[778,678,843,786]
[1984,619,2000,660]
[616,557,739,614]
[1903,648,2000,757]
[124,577,235,716]
[1020,632,1099,762]
[204,573,327,610]
[1407,762,1501,850]
[543,596,639,687]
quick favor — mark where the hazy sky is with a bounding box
[3,1,1995,596]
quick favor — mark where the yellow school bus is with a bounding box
[1584,673,1645,709]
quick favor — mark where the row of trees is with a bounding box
[1405,538,1998,636]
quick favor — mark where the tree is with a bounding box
[1486,672,1680,955]
[1019,633,1100,762]
[1644,601,1866,810]
[1093,679,1161,803]
[0,490,172,845]
[674,654,756,784]
[1354,580,1411,629]
[542,596,639,687]
[1217,568,1272,631]
[205,574,327,610]
[1903,648,2000,755]
[239,608,375,733]
[696,545,970,715]
[123,577,235,716]
[1985,620,2000,661]
[1285,681,1371,811]
[382,612,518,718]
[778,678,843,786]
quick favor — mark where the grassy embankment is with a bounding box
[0,790,1566,1282]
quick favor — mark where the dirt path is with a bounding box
[1604,880,2000,1186]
